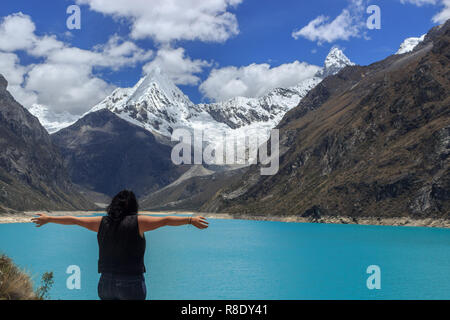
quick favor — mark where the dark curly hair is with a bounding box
[107,190,138,221]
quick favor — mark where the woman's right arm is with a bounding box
[31,213,102,232]
[138,215,209,234]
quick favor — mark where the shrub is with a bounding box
[0,254,54,300]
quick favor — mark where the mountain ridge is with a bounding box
[0,74,95,212]
[199,20,450,220]
[89,48,353,139]
[30,48,355,144]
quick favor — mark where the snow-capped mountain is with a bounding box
[89,48,353,141]
[32,47,354,157]
[28,104,79,134]
[89,67,218,137]
[316,47,355,78]
[83,48,353,164]
[396,34,425,54]
[200,77,322,130]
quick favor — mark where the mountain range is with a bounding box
[31,48,354,145]
[16,47,352,205]
[1,24,448,222]
[45,49,352,202]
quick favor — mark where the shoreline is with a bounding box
[0,211,448,229]
[0,211,234,224]
[230,214,450,229]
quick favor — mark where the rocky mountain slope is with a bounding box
[0,74,95,212]
[51,109,188,198]
[140,165,247,210]
[202,21,450,220]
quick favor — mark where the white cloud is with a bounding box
[25,63,114,114]
[200,61,321,102]
[0,13,153,115]
[292,10,360,44]
[294,0,449,45]
[400,0,438,5]
[143,46,210,85]
[399,0,450,24]
[0,51,37,107]
[0,12,36,52]
[47,36,153,70]
[0,13,67,57]
[8,85,38,108]
[0,52,27,86]
[432,0,450,23]
[292,0,367,44]
[76,0,242,43]
[28,35,65,57]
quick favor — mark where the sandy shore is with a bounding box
[0,211,233,224]
[0,211,448,228]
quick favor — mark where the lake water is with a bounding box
[0,218,449,300]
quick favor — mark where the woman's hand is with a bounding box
[31,213,50,227]
[191,216,209,229]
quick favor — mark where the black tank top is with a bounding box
[97,215,146,274]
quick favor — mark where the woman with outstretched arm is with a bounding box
[31,190,209,300]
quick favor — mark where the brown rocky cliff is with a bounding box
[0,74,95,212]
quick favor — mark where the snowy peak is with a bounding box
[92,67,194,115]
[89,87,131,114]
[128,67,193,108]
[324,47,354,69]
[89,68,208,137]
[28,104,79,134]
[396,34,425,55]
[317,47,355,78]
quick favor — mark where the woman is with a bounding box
[31,190,209,300]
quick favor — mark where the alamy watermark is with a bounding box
[66,5,81,30]
[366,265,381,290]
[170,129,280,175]
[66,265,81,290]
[366,5,381,30]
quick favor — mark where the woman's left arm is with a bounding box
[31,213,102,232]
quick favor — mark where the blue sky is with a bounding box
[0,0,448,114]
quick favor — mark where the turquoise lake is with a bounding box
[0,218,449,300]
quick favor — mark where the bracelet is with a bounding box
[189,216,192,225]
